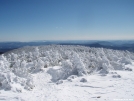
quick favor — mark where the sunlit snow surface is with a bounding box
[0,45,134,101]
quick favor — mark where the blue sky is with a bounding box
[0,0,134,41]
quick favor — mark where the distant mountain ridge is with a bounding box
[0,40,134,54]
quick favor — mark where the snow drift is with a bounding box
[0,45,134,92]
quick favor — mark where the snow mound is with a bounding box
[0,45,134,91]
[112,74,121,78]
[80,78,88,82]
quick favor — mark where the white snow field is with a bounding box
[0,45,134,101]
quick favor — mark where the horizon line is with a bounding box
[0,39,134,43]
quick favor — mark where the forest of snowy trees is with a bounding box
[0,45,134,92]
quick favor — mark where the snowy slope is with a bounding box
[0,45,134,101]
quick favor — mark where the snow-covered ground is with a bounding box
[0,45,134,101]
